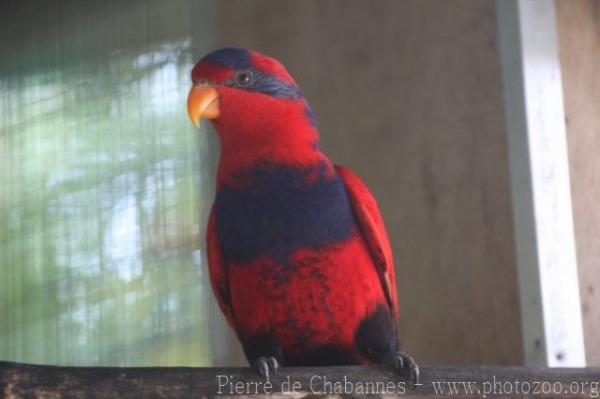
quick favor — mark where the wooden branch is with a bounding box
[1,361,599,398]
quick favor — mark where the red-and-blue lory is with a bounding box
[187,48,418,382]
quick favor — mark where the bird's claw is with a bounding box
[387,351,419,385]
[254,356,279,381]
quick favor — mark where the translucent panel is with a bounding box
[0,0,215,366]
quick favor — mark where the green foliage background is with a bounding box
[0,1,214,367]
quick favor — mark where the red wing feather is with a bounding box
[336,165,399,319]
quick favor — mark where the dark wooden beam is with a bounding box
[1,361,599,398]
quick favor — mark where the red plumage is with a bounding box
[207,167,396,363]
[190,48,416,379]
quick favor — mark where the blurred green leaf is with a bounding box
[0,2,213,367]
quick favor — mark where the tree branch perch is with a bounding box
[1,361,599,398]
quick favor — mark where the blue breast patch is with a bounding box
[215,164,356,265]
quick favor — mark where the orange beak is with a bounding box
[187,86,220,128]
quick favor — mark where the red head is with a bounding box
[187,48,324,183]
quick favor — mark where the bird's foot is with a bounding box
[385,351,419,385]
[253,356,279,381]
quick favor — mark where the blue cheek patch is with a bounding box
[246,70,304,99]
[201,48,305,100]
[215,164,356,265]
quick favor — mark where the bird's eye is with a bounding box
[235,70,253,86]
[193,78,209,86]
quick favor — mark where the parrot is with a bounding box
[187,48,418,383]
